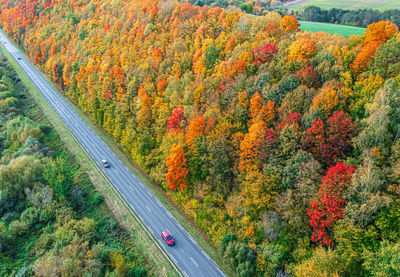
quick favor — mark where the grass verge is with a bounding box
[0,34,234,276]
[0,39,178,277]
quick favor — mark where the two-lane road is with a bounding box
[0,31,225,277]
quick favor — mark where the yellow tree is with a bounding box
[241,170,276,217]
[185,115,205,149]
[362,20,399,46]
[249,92,264,120]
[239,120,267,174]
[351,21,399,74]
[238,90,249,110]
[280,15,300,33]
[265,100,276,124]
[137,87,152,129]
[165,144,189,191]
[350,42,380,74]
[224,36,236,54]
[249,92,275,124]
[289,37,315,62]
[311,87,344,116]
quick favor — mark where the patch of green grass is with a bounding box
[0,37,178,277]
[299,20,366,37]
[290,0,398,11]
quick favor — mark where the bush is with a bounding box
[0,96,19,112]
[89,192,104,206]
[128,267,147,277]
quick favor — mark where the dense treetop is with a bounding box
[0,0,400,275]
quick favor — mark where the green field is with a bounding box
[289,0,399,11]
[248,14,366,38]
[299,20,366,37]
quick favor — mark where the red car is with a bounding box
[161,231,175,246]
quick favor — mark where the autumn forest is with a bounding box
[0,0,400,275]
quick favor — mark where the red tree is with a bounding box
[253,43,278,65]
[276,112,302,132]
[302,111,357,165]
[260,129,278,161]
[302,117,325,161]
[307,162,356,246]
[294,66,320,88]
[324,110,358,162]
[167,107,185,131]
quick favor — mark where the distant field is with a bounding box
[288,0,399,11]
[299,20,366,37]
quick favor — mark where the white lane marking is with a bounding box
[146,205,151,212]
[129,186,134,192]
[183,271,189,277]
[190,257,198,267]
[166,211,173,218]
[178,224,184,231]
[201,250,211,260]
[189,236,196,244]
[170,255,178,264]
[156,199,163,207]
[217,268,225,276]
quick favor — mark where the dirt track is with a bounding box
[283,0,313,8]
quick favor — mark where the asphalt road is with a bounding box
[0,31,226,277]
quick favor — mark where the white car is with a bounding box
[102,159,110,168]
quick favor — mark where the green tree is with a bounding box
[223,240,256,277]
[44,156,76,199]
[205,45,220,69]
[0,155,43,198]
[344,159,390,229]
[369,37,400,78]
[363,240,400,277]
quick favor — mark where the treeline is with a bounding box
[0,0,400,275]
[181,0,240,9]
[181,0,287,16]
[299,6,400,28]
[0,56,148,276]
